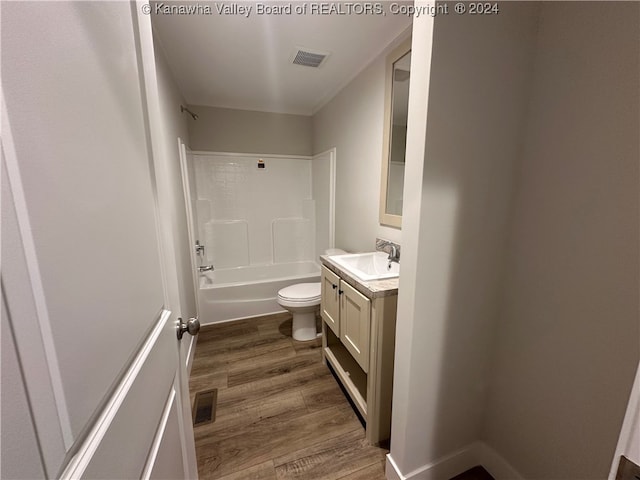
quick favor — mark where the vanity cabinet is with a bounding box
[320,264,398,445]
[321,266,371,372]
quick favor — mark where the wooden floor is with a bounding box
[189,312,389,480]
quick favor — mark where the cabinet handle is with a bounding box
[338,290,344,295]
[332,284,337,289]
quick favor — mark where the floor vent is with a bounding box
[193,389,217,426]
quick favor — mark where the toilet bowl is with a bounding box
[277,283,322,341]
[278,249,346,341]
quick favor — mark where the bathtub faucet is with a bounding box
[198,265,214,272]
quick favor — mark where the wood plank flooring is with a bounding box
[189,312,388,480]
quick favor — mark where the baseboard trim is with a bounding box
[385,442,524,480]
[385,445,478,480]
[386,454,403,480]
[473,442,524,480]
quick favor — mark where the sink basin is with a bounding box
[329,251,399,281]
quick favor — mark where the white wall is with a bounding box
[482,3,640,479]
[187,105,313,156]
[312,149,335,258]
[153,36,191,162]
[312,32,410,252]
[388,3,539,477]
[192,153,314,268]
[152,34,197,320]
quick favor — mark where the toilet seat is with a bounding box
[277,283,321,307]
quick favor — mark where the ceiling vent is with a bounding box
[292,48,329,68]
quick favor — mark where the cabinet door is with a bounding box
[340,280,371,373]
[321,266,341,336]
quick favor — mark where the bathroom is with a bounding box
[152,9,411,476]
[2,2,638,480]
[148,8,411,329]
[152,3,640,478]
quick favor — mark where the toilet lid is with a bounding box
[278,283,321,302]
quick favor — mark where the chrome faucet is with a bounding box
[195,242,213,272]
[376,238,400,268]
[388,245,399,263]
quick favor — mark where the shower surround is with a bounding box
[191,152,322,323]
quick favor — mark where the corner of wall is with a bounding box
[385,443,524,480]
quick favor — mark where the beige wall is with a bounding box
[389,4,539,475]
[186,105,312,156]
[312,34,408,252]
[482,3,640,479]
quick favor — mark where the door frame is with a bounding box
[133,3,198,477]
[178,138,200,325]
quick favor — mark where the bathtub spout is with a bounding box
[198,265,214,272]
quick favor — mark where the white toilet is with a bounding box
[277,283,322,341]
[278,249,346,341]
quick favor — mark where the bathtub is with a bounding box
[197,261,321,324]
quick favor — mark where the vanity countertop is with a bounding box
[319,255,399,299]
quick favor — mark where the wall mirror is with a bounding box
[379,38,411,229]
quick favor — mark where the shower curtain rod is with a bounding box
[180,105,198,120]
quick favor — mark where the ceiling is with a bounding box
[151,2,412,115]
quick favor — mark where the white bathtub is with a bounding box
[197,261,321,324]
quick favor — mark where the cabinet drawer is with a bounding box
[321,266,340,336]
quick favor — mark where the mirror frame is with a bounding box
[379,37,411,229]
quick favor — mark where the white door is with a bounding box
[1,2,197,478]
